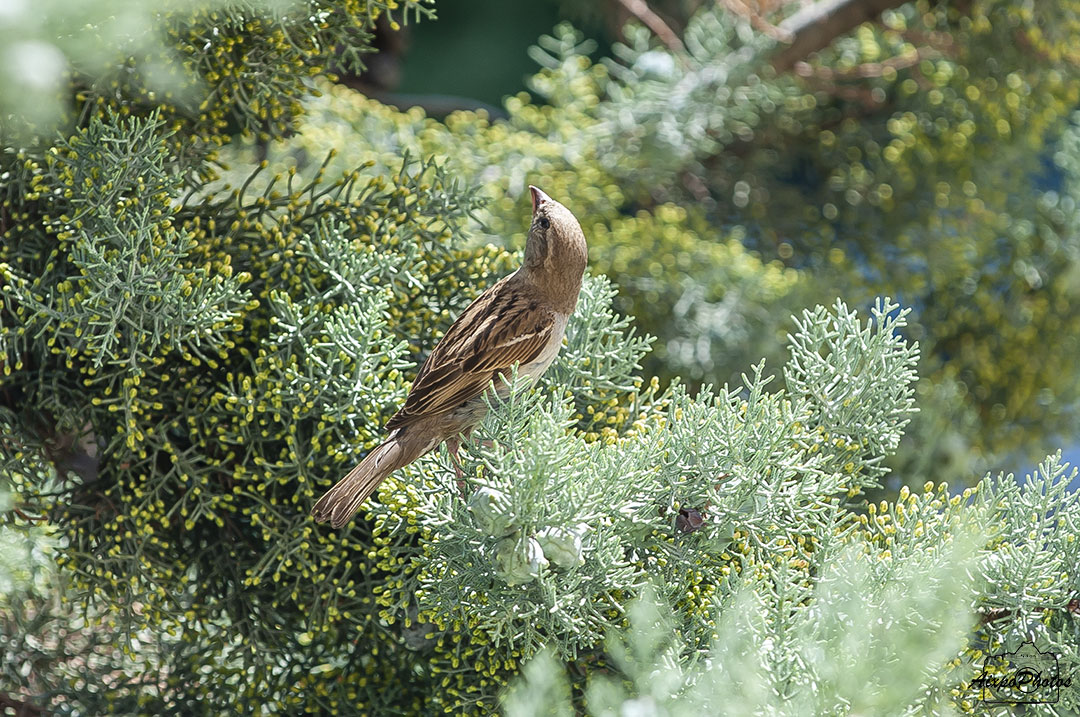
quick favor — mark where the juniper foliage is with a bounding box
[1,1,1079,715]
[505,453,1080,716]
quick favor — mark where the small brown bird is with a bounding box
[311,186,588,528]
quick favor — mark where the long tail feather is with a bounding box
[311,431,427,528]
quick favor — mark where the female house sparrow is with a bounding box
[311,186,588,528]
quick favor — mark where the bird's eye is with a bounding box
[539,217,550,229]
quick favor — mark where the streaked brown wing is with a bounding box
[385,279,555,431]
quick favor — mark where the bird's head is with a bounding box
[523,186,588,288]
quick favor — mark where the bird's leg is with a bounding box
[448,426,481,496]
[446,437,466,495]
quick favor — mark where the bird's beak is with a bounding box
[529,185,550,214]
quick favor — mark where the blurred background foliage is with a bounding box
[2,0,1080,713]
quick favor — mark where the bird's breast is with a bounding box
[519,311,570,380]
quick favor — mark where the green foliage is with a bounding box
[505,453,1080,716]
[579,0,1080,479]
[4,111,250,376]
[220,0,1080,486]
[0,0,434,141]
[3,120,508,710]
[0,4,487,711]
[362,298,922,711]
[0,412,141,714]
[505,534,981,716]
[2,1,1080,715]
[0,409,55,602]
[218,73,810,408]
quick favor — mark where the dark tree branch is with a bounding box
[793,46,934,80]
[719,0,793,42]
[0,692,44,717]
[771,0,910,73]
[614,0,686,53]
[336,81,509,120]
